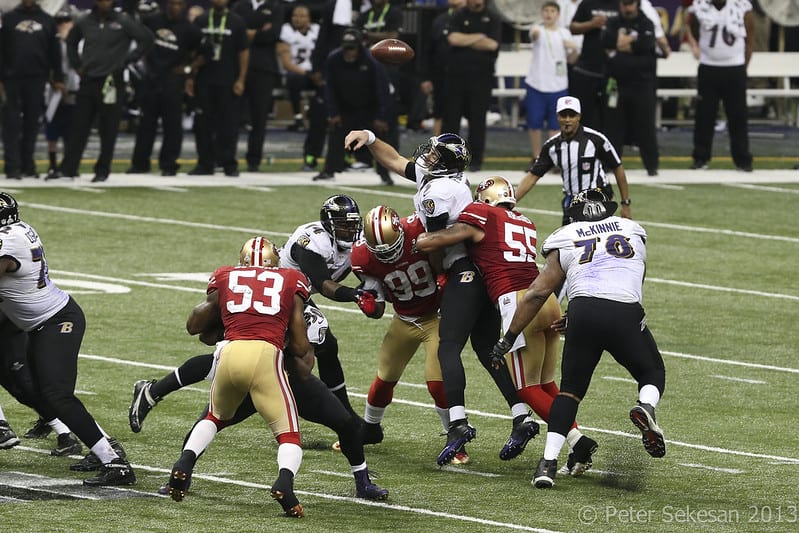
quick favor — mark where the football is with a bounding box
[370,38,415,66]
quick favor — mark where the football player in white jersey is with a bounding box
[277,4,320,131]
[0,192,135,486]
[344,130,539,466]
[687,0,754,171]
[490,188,666,488]
[279,194,375,417]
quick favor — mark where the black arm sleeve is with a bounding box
[291,244,332,293]
[426,213,450,232]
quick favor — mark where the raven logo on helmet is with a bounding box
[364,205,404,263]
[0,192,20,227]
[411,133,471,179]
[320,194,362,250]
[475,176,516,208]
[567,188,618,223]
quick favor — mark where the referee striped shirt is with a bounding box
[528,125,622,196]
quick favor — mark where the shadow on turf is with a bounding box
[597,442,651,492]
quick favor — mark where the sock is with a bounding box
[565,428,584,450]
[639,384,661,407]
[364,403,386,425]
[511,402,529,419]
[49,151,57,169]
[366,376,395,409]
[448,405,466,423]
[518,385,554,421]
[277,443,303,475]
[152,354,214,398]
[541,381,559,398]
[435,406,450,432]
[543,432,567,461]
[184,419,218,456]
[48,419,71,435]
[426,380,448,409]
[90,437,120,463]
[350,462,367,474]
[330,384,356,415]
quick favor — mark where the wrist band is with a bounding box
[365,130,376,146]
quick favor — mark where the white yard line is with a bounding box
[678,463,744,474]
[75,353,799,466]
[710,375,767,384]
[723,183,799,194]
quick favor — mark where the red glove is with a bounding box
[356,289,377,315]
[436,273,448,292]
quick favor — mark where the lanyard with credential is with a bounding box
[209,9,228,60]
[367,4,390,31]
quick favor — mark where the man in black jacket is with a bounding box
[189,0,249,177]
[57,0,154,182]
[311,28,391,183]
[232,0,283,172]
[0,0,63,180]
[128,0,204,176]
[602,0,659,176]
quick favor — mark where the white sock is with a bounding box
[184,419,218,456]
[90,437,120,463]
[565,428,583,450]
[363,403,385,425]
[277,442,302,475]
[511,403,528,419]
[639,384,661,407]
[48,419,71,435]
[350,462,367,474]
[543,432,567,461]
[436,406,450,432]
[448,405,466,422]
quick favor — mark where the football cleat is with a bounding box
[70,438,127,471]
[362,422,384,445]
[499,413,540,460]
[270,469,304,518]
[569,435,598,476]
[558,453,575,475]
[533,457,558,489]
[0,421,20,449]
[450,445,470,465]
[51,433,83,457]
[630,402,666,458]
[24,418,52,439]
[437,419,476,466]
[167,450,197,501]
[129,379,160,433]
[83,458,136,486]
[354,469,389,500]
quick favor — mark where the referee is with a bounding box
[516,96,632,224]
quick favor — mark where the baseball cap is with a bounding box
[556,96,581,115]
[341,29,362,49]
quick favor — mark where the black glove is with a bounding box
[489,335,515,369]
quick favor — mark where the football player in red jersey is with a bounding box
[167,241,313,517]
[139,237,389,503]
[351,206,467,460]
[416,177,598,471]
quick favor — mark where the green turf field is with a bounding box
[1,182,797,532]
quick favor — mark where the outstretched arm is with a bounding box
[344,129,410,176]
[415,222,484,253]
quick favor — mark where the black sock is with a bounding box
[48,151,57,169]
[151,354,214,399]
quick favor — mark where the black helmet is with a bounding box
[567,188,618,223]
[320,194,362,248]
[411,133,471,178]
[0,192,19,226]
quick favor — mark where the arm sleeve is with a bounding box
[124,16,155,63]
[65,23,83,70]
[426,212,450,232]
[291,244,331,293]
